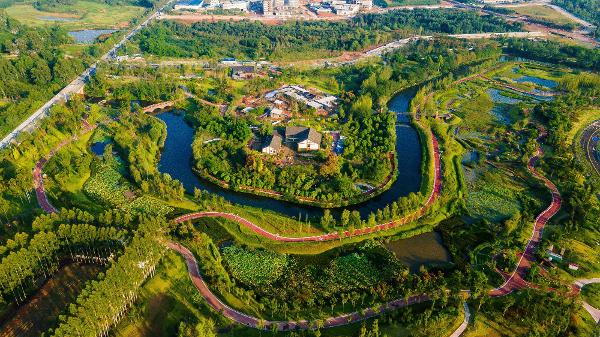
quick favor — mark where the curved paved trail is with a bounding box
[174,135,441,241]
[581,120,600,177]
[489,146,562,297]
[571,278,600,323]
[31,84,564,333]
[33,122,96,213]
[168,241,431,331]
[449,302,471,337]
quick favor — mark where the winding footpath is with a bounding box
[174,135,441,241]
[169,241,431,331]
[571,278,600,323]
[31,108,564,334]
[489,146,562,297]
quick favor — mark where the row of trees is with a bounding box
[552,0,600,36]
[504,38,600,71]
[0,224,127,305]
[51,219,165,337]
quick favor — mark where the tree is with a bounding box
[341,209,350,227]
[321,209,334,229]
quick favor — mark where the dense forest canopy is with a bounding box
[134,9,522,60]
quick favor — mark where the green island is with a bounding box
[0,1,599,336]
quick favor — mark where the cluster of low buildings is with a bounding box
[309,0,372,16]
[264,85,338,119]
[262,125,322,155]
[173,0,372,16]
[546,244,581,271]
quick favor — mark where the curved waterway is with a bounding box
[157,87,421,219]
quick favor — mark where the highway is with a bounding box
[0,0,175,149]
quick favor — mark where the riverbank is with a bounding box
[157,86,428,219]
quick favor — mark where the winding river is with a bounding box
[157,87,422,219]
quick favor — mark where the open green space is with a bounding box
[0,28,599,337]
[4,1,145,30]
[512,5,579,26]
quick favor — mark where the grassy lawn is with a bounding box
[114,251,462,337]
[581,283,600,308]
[512,5,579,26]
[0,264,102,337]
[113,251,216,337]
[463,311,530,337]
[5,1,145,30]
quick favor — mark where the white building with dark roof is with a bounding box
[285,126,322,151]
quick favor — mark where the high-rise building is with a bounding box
[262,0,272,14]
[287,0,299,8]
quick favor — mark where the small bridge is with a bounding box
[142,101,176,113]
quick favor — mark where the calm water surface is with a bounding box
[385,232,451,272]
[157,87,421,219]
[69,29,117,44]
[157,87,448,267]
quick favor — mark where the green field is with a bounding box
[5,1,145,30]
[512,5,579,26]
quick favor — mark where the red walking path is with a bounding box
[173,135,442,241]
[31,118,563,333]
[168,241,431,331]
[489,147,562,297]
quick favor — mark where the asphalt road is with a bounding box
[0,0,176,149]
[580,120,600,178]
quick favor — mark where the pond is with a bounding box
[90,141,110,156]
[487,88,522,105]
[385,231,451,272]
[39,16,79,22]
[514,75,557,89]
[68,29,117,44]
[157,86,422,219]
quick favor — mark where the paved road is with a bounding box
[0,0,176,149]
[580,120,600,177]
[571,278,600,323]
[489,142,562,297]
[345,32,546,65]
[449,302,471,337]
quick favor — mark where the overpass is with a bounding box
[0,0,176,149]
